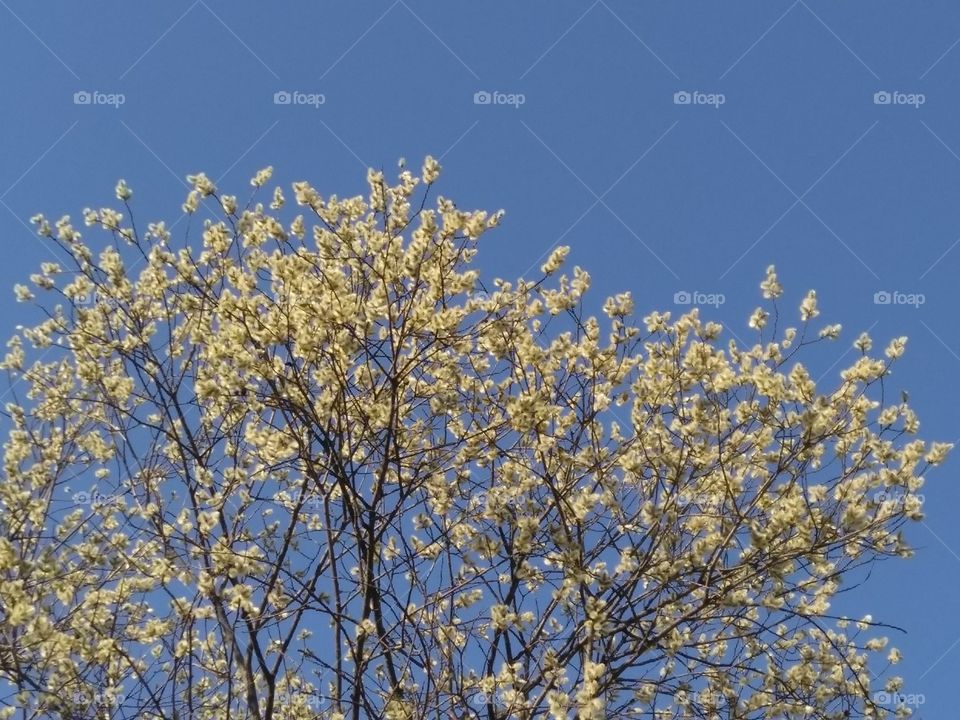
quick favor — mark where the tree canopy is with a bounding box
[0,158,948,719]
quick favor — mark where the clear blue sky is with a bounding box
[1,1,958,714]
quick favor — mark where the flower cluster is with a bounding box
[0,160,946,719]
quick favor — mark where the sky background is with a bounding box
[0,2,958,716]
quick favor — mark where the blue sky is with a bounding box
[1,1,959,715]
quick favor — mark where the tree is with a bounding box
[0,158,948,720]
